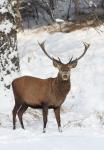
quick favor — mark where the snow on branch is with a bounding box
[0,0,17,34]
[0,20,14,34]
[0,0,14,15]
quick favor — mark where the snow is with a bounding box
[0,25,104,149]
[0,20,14,34]
[0,0,9,14]
[0,0,7,5]
[1,135,104,150]
[89,1,97,7]
[55,19,65,23]
[0,0,15,34]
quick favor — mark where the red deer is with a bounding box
[12,42,90,133]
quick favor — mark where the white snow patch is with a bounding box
[0,20,14,34]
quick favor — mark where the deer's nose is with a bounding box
[63,74,68,78]
[62,72,70,80]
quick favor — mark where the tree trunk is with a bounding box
[0,0,20,90]
[73,0,80,15]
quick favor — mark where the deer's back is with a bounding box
[12,76,51,106]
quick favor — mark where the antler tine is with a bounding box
[76,42,90,61]
[38,41,53,61]
[58,57,62,63]
[69,56,73,63]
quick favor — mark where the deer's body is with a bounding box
[12,41,90,132]
[12,75,70,109]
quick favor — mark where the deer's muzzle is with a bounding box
[62,72,70,81]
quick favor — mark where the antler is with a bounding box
[69,56,73,63]
[77,42,90,61]
[38,41,53,60]
[69,42,90,64]
[39,41,90,65]
[38,41,62,63]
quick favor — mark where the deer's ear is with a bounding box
[71,61,78,68]
[53,60,61,68]
[69,60,78,69]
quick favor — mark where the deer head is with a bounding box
[38,41,90,81]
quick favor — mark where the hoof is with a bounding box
[58,127,62,132]
[13,126,16,130]
[22,127,25,130]
[43,128,46,133]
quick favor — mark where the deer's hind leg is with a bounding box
[42,106,48,133]
[12,101,21,130]
[17,104,28,129]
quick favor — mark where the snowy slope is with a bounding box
[0,25,104,149]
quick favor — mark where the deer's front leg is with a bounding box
[54,107,62,132]
[42,106,48,133]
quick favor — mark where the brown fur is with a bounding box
[12,74,71,132]
[12,75,70,107]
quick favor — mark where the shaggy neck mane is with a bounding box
[53,73,71,95]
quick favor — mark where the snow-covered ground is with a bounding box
[0,25,104,149]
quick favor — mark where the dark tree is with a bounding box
[0,0,20,89]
